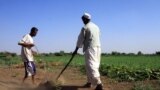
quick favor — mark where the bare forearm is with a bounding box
[18,43,34,47]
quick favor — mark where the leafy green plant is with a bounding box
[99,65,160,82]
[132,83,154,90]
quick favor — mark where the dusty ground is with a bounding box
[0,64,159,90]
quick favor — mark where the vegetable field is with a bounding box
[0,55,160,82]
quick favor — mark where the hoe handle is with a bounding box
[56,54,76,81]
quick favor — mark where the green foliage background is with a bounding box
[0,53,160,81]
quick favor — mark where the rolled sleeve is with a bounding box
[19,35,28,44]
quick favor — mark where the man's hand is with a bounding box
[32,50,38,55]
[73,50,77,55]
[72,47,79,56]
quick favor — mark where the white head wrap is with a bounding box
[83,13,91,19]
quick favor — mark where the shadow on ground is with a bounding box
[36,81,87,90]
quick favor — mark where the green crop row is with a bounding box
[1,55,160,82]
[99,65,160,82]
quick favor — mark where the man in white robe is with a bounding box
[18,27,38,84]
[73,13,103,90]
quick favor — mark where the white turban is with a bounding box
[83,13,91,19]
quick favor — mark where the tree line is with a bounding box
[1,51,160,57]
[102,51,160,56]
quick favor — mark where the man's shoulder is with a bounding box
[87,22,99,30]
[22,34,33,42]
[24,34,32,38]
[23,34,29,37]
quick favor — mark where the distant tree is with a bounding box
[54,51,65,56]
[137,51,143,55]
[111,51,121,55]
[0,51,17,57]
[11,53,17,57]
[49,52,53,55]
[54,53,59,56]
[128,53,136,56]
[121,53,126,55]
[101,53,108,56]
[60,50,65,55]
[156,51,160,55]
[111,51,116,55]
[42,53,49,56]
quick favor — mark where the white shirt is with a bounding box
[77,22,101,52]
[19,34,34,62]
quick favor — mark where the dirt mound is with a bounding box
[36,81,61,90]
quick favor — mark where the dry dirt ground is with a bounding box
[0,64,159,90]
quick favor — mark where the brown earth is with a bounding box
[0,64,159,90]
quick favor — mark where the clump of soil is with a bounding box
[36,80,61,90]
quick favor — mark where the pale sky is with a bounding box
[0,0,160,54]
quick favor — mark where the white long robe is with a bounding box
[76,22,102,85]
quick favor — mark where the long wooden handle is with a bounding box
[56,54,76,81]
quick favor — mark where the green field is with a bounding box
[1,55,160,68]
[38,55,160,81]
[34,55,160,69]
[101,55,160,69]
[0,55,160,81]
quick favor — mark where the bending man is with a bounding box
[18,27,38,84]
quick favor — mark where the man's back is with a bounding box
[83,22,101,51]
